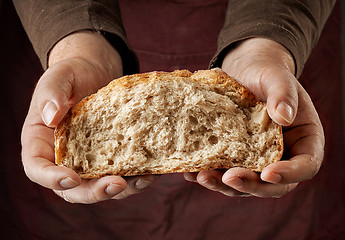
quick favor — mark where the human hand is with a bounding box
[184,38,324,198]
[21,31,156,203]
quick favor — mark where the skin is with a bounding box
[21,32,324,203]
[21,31,156,203]
[184,38,325,198]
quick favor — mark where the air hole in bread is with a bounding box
[142,146,153,158]
[85,130,91,138]
[200,125,208,133]
[146,95,153,101]
[86,153,95,164]
[209,116,216,124]
[100,149,107,155]
[73,166,83,172]
[116,134,124,141]
[108,159,114,165]
[214,87,222,94]
[193,141,200,150]
[208,135,218,145]
[116,134,124,145]
[189,116,198,125]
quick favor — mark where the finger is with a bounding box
[54,176,127,204]
[21,118,82,190]
[261,69,298,126]
[113,175,156,200]
[35,65,75,127]
[261,154,321,185]
[222,168,297,198]
[25,158,81,191]
[196,170,250,197]
[183,172,198,182]
[262,115,324,185]
[35,59,108,127]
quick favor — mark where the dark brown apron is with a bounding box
[1,1,344,239]
[119,0,228,73]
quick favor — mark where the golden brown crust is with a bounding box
[54,68,283,178]
[77,161,268,178]
[78,164,240,178]
[87,68,257,106]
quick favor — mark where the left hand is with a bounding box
[184,38,325,198]
[21,31,156,203]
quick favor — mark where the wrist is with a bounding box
[222,38,295,77]
[48,30,123,80]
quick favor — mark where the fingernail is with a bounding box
[59,177,79,189]
[135,178,152,190]
[225,177,244,189]
[42,101,58,126]
[105,183,124,196]
[275,102,293,124]
[200,177,217,188]
[268,173,282,183]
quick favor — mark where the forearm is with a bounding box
[13,0,138,74]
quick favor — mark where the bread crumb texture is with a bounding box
[55,68,283,178]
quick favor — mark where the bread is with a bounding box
[55,68,283,178]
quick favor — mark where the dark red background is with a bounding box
[0,0,344,239]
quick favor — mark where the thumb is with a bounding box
[262,69,298,126]
[35,65,75,128]
[35,58,113,128]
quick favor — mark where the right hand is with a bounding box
[185,38,324,198]
[21,31,156,203]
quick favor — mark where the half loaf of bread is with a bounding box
[55,68,283,178]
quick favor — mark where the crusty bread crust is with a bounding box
[55,68,283,178]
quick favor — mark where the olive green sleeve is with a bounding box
[210,0,337,77]
[12,0,139,74]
